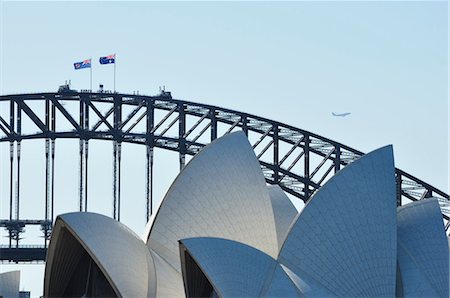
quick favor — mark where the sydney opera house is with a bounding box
[0,271,20,298]
[42,132,449,297]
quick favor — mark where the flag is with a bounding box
[74,59,91,70]
[99,54,115,65]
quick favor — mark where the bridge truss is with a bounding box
[0,91,449,263]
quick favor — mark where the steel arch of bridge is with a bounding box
[0,91,449,262]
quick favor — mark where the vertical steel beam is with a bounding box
[9,142,13,221]
[9,99,15,248]
[273,124,279,183]
[146,99,154,222]
[79,139,84,212]
[334,145,341,173]
[44,98,50,247]
[210,108,217,141]
[241,115,248,136]
[51,140,55,221]
[117,96,122,221]
[84,140,88,212]
[51,101,56,223]
[178,103,186,171]
[9,141,13,248]
[304,133,310,200]
[396,171,402,207]
[79,98,84,212]
[117,142,122,222]
[112,95,122,220]
[84,98,89,212]
[146,146,154,222]
[83,95,89,212]
[16,143,21,247]
[16,106,21,247]
[112,141,117,220]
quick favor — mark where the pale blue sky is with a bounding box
[0,1,448,296]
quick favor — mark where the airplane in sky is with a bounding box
[332,112,351,117]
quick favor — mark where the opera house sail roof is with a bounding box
[0,271,20,298]
[43,131,450,298]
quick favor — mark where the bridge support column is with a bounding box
[9,141,14,248]
[15,106,22,248]
[334,145,341,173]
[84,98,89,212]
[146,99,154,222]
[113,141,118,220]
[112,95,122,221]
[118,142,122,222]
[304,134,310,200]
[84,140,89,212]
[51,140,55,219]
[51,102,56,223]
[9,100,15,247]
[112,141,122,221]
[15,140,21,247]
[396,172,402,207]
[146,146,154,222]
[44,98,50,247]
[45,138,50,246]
[241,115,248,136]
[273,125,279,183]
[79,98,88,212]
[210,109,217,141]
[79,139,84,212]
[179,103,186,171]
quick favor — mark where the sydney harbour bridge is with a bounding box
[1,88,449,263]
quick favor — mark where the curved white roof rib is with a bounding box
[44,212,156,298]
[179,237,298,297]
[146,131,279,271]
[278,145,397,297]
[397,199,449,297]
[279,264,334,297]
[267,184,298,251]
[0,271,20,298]
[149,249,185,298]
[262,264,303,297]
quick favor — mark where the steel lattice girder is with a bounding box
[0,92,449,226]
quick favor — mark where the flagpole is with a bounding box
[114,54,116,92]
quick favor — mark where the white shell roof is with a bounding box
[149,249,185,298]
[146,131,279,272]
[180,237,297,297]
[280,264,334,297]
[267,184,298,251]
[262,264,302,297]
[45,212,156,298]
[0,271,20,298]
[397,199,449,297]
[278,145,397,297]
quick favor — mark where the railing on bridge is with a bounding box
[0,245,47,263]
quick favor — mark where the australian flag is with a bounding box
[74,59,91,70]
[99,54,115,64]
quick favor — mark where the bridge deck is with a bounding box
[0,246,47,263]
